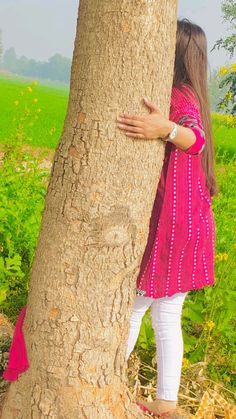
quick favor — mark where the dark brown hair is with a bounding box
[173,18,219,197]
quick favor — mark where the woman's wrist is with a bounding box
[160,120,174,139]
[167,124,197,150]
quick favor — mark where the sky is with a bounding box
[0,0,235,72]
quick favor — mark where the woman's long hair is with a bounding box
[173,18,219,197]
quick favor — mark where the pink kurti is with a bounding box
[136,83,216,298]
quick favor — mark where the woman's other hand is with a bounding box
[116,97,173,140]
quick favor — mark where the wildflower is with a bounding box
[204,320,215,331]
[226,91,233,99]
[218,66,228,75]
[14,100,19,106]
[27,86,33,93]
[37,108,41,113]
[49,127,56,135]
[182,358,190,369]
[215,252,228,262]
[33,98,38,103]
[230,63,236,72]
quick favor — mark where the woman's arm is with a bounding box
[169,85,206,155]
[164,119,205,154]
[116,90,205,155]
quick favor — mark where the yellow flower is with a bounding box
[212,112,236,128]
[33,98,38,103]
[218,66,228,75]
[204,320,215,331]
[230,63,236,72]
[182,358,190,369]
[27,86,33,93]
[226,91,233,100]
[14,100,19,106]
[49,127,56,135]
[37,108,41,113]
[215,252,228,262]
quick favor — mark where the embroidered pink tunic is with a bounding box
[136,83,216,298]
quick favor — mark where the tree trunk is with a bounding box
[1,1,177,417]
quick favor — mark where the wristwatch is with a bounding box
[162,122,177,142]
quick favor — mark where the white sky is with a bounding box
[0,0,235,72]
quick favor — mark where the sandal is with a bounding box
[136,401,173,417]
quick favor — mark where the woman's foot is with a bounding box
[136,398,177,416]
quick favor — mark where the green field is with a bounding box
[0,73,69,149]
[0,73,236,154]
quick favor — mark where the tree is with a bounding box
[208,68,228,112]
[211,0,236,115]
[46,54,71,83]
[0,29,3,65]
[211,0,236,58]
[1,1,177,417]
[217,64,236,115]
[2,47,17,73]
[1,49,71,83]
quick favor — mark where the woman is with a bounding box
[116,18,218,417]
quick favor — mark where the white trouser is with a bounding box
[126,292,188,401]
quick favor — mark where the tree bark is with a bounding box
[1,1,177,417]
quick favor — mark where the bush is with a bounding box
[0,82,50,322]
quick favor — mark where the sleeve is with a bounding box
[177,114,206,155]
[170,86,206,155]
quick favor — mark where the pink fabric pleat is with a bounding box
[2,305,29,381]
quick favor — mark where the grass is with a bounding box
[0,73,68,149]
[211,119,236,162]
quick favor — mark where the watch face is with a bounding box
[170,124,177,139]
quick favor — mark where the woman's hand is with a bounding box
[116,97,173,140]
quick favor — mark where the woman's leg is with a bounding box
[150,292,188,402]
[125,295,154,361]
